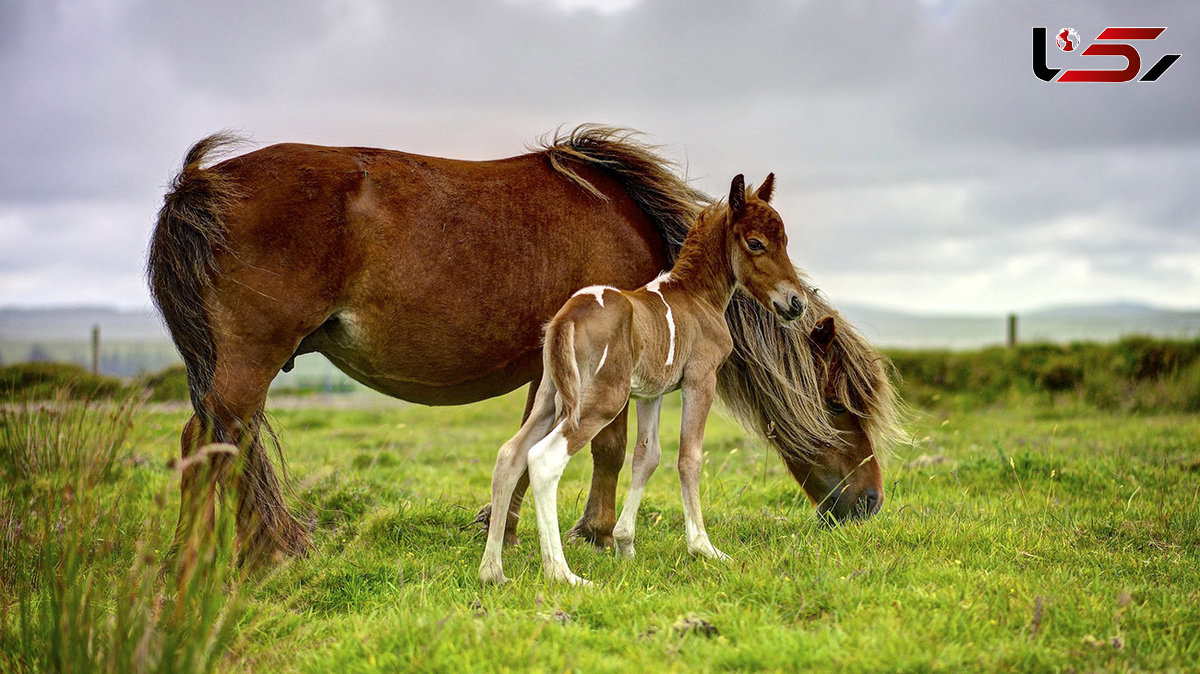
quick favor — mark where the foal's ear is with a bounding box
[755,173,775,203]
[729,174,746,220]
[809,315,837,355]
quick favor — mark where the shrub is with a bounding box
[134,365,191,402]
[0,362,126,401]
[888,336,1200,413]
[1036,356,1084,392]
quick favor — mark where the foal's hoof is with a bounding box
[689,542,732,562]
[557,572,593,587]
[471,504,520,547]
[478,562,509,585]
[613,535,636,558]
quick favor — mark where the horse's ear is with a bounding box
[755,173,775,203]
[809,315,837,355]
[729,174,746,220]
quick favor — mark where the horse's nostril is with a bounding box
[859,489,881,515]
[790,295,803,312]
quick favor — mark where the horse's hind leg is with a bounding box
[169,337,310,572]
[568,405,628,547]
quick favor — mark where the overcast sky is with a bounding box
[1,0,1197,315]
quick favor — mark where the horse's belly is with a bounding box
[312,310,543,405]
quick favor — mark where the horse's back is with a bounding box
[204,141,669,404]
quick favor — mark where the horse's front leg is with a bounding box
[678,374,730,561]
[568,404,628,547]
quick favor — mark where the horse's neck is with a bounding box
[665,217,735,311]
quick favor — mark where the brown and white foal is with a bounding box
[479,174,808,585]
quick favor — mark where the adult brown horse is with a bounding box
[148,125,903,565]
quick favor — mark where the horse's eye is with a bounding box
[826,398,846,414]
[746,238,765,252]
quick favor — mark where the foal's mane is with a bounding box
[538,124,906,461]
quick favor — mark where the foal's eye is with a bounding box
[826,398,847,414]
[745,238,765,252]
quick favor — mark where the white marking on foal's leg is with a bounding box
[527,422,589,585]
[646,273,675,367]
[594,344,608,375]
[572,285,614,308]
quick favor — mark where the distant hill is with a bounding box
[3,301,1200,375]
[0,306,167,341]
[830,301,1200,350]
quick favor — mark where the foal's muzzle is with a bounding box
[774,294,807,323]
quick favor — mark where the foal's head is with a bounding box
[786,316,884,522]
[725,174,807,322]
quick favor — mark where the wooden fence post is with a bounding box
[1006,314,1017,349]
[91,324,100,375]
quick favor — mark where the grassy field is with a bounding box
[3,387,1199,672]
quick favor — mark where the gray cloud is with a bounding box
[0,0,1197,313]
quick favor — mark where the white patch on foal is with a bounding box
[573,285,614,308]
[646,272,675,366]
[527,421,589,585]
[595,344,608,375]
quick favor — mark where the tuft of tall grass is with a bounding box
[0,390,244,673]
[0,388,139,490]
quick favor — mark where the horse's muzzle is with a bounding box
[774,294,807,323]
[818,487,882,524]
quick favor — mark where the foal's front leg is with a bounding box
[678,375,730,561]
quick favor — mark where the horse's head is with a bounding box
[784,316,884,522]
[726,174,807,323]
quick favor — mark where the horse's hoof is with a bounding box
[472,504,520,547]
[561,573,592,587]
[568,519,614,549]
[546,565,591,586]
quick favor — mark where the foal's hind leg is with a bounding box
[473,381,538,546]
[612,396,663,557]
[568,404,628,547]
[479,376,557,584]
[528,388,629,585]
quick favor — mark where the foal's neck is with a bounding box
[665,212,736,311]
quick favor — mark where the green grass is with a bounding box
[3,389,1199,671]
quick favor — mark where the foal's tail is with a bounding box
[147,132,243,416]
[544,319,582,434]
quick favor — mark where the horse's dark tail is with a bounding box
[540,125,905,463]
[147,132,242,417]
[149,134,310,564]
